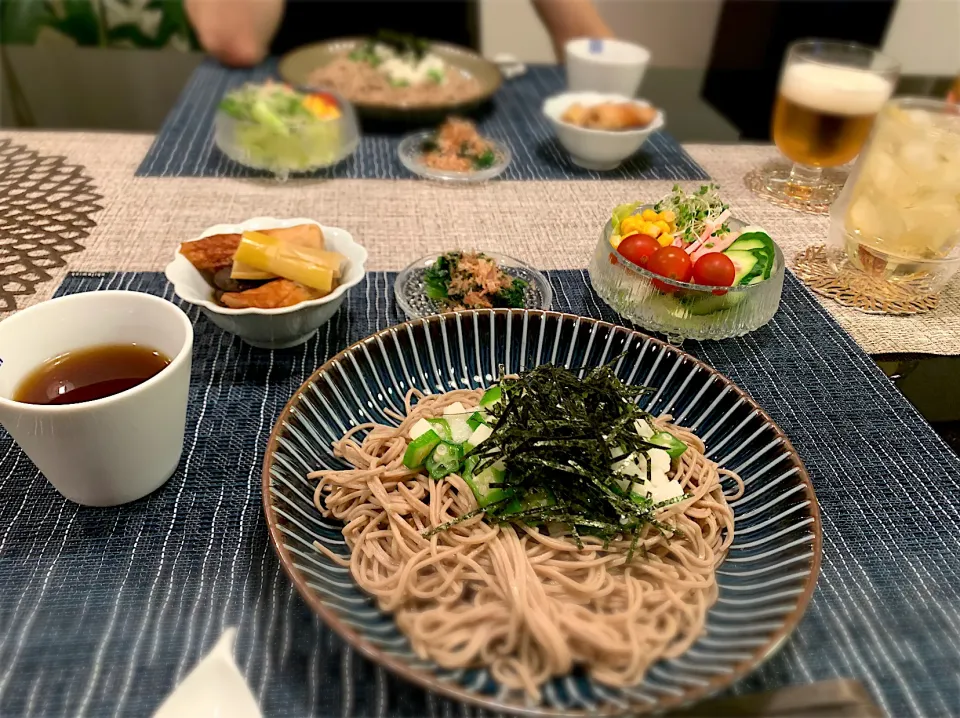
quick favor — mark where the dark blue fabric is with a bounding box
[135,60,708,182]
[0,270,957,717]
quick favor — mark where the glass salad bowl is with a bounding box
[588,211,785,343]
[214,83,360,179]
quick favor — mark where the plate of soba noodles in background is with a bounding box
[279,31,503,121]
[262,311,822,715]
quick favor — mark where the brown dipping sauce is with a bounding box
[14,344,171,406]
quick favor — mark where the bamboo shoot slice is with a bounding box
[230,260,275,281]
[235,231,339,294]
[260,224,324,250]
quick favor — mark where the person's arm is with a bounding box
[531,0,615,60]
[185,0,284,67]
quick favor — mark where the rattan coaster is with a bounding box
[744,162,848,216]
[0,138,103,312]
[793,245,939,315]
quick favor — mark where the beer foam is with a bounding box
[781,62,893,116]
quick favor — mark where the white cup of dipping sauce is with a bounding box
[565,38,651,97]
[0,291,193,506]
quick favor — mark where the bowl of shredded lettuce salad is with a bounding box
[215,82,360,179]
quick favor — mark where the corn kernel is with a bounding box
[657,233,674,247]
[660,210,676,223]
[641,208,658,221]
[619,216,645,236]
[642,222,661,238]
[654,220,671,235]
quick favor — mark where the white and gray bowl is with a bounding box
[543,91,665,171]
[164,217,367,349]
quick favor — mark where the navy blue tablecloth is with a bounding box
[136,60,708,182]
[0,270,958,717]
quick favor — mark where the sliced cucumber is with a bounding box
[463,458,513,508]
[403,430,442,469]
[726,237,767,251]
[649,431,687,458]
[425,441,464,479]
[740,259,769,285]
[730,230,774,250]
[726,230,776,284]
[724,250,760,285]
[479,385,502,409]
[679,292,745,316]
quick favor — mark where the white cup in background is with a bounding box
[565,38,651,97]
[0,291,193,506]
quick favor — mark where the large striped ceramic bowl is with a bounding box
[262,310,822,715]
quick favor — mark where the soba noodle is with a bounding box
[308,53,483,107]
[310,388,743,699]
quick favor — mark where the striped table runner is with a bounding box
[136,61,708,182]
[0,270,957,717]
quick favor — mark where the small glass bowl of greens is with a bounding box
[215,82,360,179]
[397,126,512,183]
[395,251,551,319]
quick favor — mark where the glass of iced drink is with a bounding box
[760,40,899,209]
[828,97,960,291]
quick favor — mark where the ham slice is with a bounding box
[690,232,740,263]
[684,209,732,255]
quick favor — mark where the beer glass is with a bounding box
[760,40,899,209]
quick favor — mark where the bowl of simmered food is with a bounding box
[543,91,663,170]
[165,218,367,349]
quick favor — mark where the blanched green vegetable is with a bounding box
[649,431,687,459]
[425,441,464,479]
[403,430,442,468]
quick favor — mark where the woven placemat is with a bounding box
[3,130,960,356]
[0,269,957,718]
[135,60,708,182]
[743,161,848,216]
[0,138,103,311]
[793,245,940,315]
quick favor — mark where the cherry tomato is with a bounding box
[310,90,339,106]
[646,246,693,293]
[617,234,660,268]
[692,252,736,288]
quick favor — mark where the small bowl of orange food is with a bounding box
[215,82,360,179]
[398,117,512,182]
[165,217,367,349]
[542,91,664,171]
